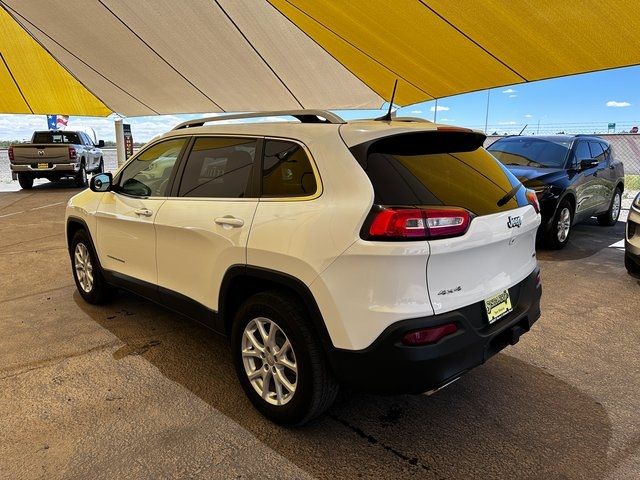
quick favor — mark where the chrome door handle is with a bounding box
[215,216,244,227]
[134,208,153,217]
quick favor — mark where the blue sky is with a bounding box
[1,65,638,142]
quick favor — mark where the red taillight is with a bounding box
[368,207,471,240]
[402,323,458,346]
[8,146,14,162]
[525,189,540,213]
[68,146,77,161]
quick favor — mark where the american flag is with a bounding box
[46,115,69,130]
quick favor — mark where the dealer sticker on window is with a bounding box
[484,290,513,324]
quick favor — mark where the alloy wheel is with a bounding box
[557,207,571,243]
[241,317,297,406]
[74,243,94,293]
[611,192,621,221]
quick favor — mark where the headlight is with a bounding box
[634,192,640,209]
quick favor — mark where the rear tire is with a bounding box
[75,163,87,188]
[544,199,573,249]
[70,230,115,304]
[626,253,640,276]
[597,188,622,226]
[17,174,33,190]
[231,291,338,425]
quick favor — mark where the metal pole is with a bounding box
[433,99,438,123]
[484,89,491,134]
[115,118,126,167]
[537,120,540,135]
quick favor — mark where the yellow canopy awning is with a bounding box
[0,6,110,116]
[1,0,639,116]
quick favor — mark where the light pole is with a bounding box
[484,89,491,134]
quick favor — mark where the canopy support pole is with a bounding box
[115,118,125,167]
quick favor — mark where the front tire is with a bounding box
[231,291,338,425]
[17,174,33,190]
[70,230,115,304]
[544,199,573,249]
[597,188,622,226]
[626,253,640,276]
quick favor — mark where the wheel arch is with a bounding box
[66,217,96,257]
[219,265,334,351]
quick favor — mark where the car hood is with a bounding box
[504,166,566,187]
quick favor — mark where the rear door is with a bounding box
[588,141,611,214]
[353,130,539,316]
[95,137,187,285]
[154,136,260,315]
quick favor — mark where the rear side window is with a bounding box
[262,140,317,197]
[179,137,257,198]
[351,131,527,216]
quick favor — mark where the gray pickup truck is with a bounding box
[9,130,105,189]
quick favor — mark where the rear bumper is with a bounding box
[10,163,79,178]
[326,268,542,394]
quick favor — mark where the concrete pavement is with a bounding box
[1,181,639,479]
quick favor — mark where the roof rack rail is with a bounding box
[172,110,345,130]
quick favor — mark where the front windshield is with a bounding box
[488,138,571,168]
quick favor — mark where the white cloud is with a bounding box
[606,101,631,107]
[430,105,450,112]
[410,110,423,114]
[502,88,516,94]
[524,114,533,118]
[508,94,517,98]
[498,121,517,125]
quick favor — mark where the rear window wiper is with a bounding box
[497,183,522,207]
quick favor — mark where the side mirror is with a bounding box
[97,140,105,148]
[580,159,599,170]
[90,172,112,192]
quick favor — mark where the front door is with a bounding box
[155,136,261,314]
[95,137,188,285]
[571,140,599,220]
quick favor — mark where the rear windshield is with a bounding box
[487,137,571,168]
[32,131,81,144]
[350,131,527,216]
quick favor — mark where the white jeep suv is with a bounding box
[66,110,542,425]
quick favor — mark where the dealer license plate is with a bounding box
[484,289,513,324]
[37,163,49,169]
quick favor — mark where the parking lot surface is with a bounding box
[1,182,639,480]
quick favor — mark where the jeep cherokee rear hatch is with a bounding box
[345,125,540,316]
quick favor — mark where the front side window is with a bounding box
[118,138,186,197]
[179,137,257,198]
[589,141,605,163]
[262,140,317,197]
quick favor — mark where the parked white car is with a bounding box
[65,110,542,425]
[626,192,640,275]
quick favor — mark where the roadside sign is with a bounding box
[608,122,616,132]
[123,124,134,159]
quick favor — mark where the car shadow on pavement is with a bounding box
[536,215,627,262]
[75,291,614,480]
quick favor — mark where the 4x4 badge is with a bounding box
[507,216,522,228]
